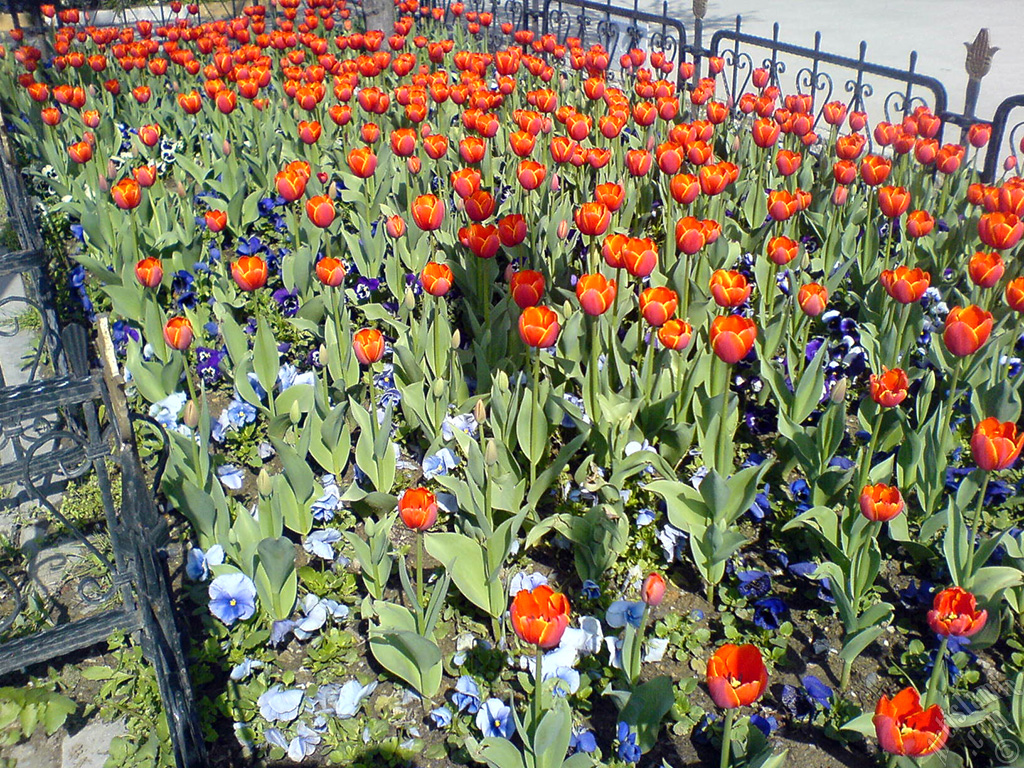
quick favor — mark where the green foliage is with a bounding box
[0,676,76,747]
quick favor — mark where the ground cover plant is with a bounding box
[2,2,1024,765]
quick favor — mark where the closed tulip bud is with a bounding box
[485,438,498,466]
[404,286,416,310]
[557,219,569,239]
[797,282,828,316]
[135,257,163,288]
[642,572,666,606]
[257,468,273,497]
[971,417,1024,471]
[830,377,848,403]
[353,328,385,365]
[182,400,199,429]
[474,399,487,425]
[709,315,757,364]
[451,329,461,349]
[231,256,268,292]
[431,378,447,398]
[927,586,987,638]
[163,316,193,350]
[943,305,993,357]
[385,215,406,238]
[832,186,849,206]
[289,399,302,424]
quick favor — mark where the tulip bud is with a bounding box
[557,219,569,239]
[289,400,301,424]
[97,175,109,193]
[257,468,273,496]
[182,400,199,429]
[562,299,573,318]
[830,378,848,403]
[1006,156,1017,172]
[474,399,487,425]
[431,378,447,398]
[451,329,461,349]
[642,572,666,606]
[485,438,498,466]
[329,182,339,200]
[222,140,232,156]
[404,286,416,309]
[106,159,117,178]
[319,343,328,362]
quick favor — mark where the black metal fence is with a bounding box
[0,108,208,766]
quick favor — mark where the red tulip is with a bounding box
[575,273,616,316]
[639,286,678,327]
[859,483,904,522]
[518,306,560,348]
[978,212,1023,250]
[510,584,571,649]
[621,237,658,277]
[869,367,909,407]
[905,210,935,238]
[860,154,892,186]
[347,146,377,178]
[205,209,227,233]
[398,487,438,531]
[968,251,1004,288]
[927,586,987,638]
[353,328,385,365]
[642,573,666,606]
[575,202,611,237]
[420,262,453,297]
[305,195,336,228]
[942,305,992,357]
[878,186,911,218]
[971,418,1024,471]
[510,270,545,309]
[880,266,930,304]
[412,194,444,231]
[135,257,163,288]
[706,644,768,709]
[709,270,751,308]
[163,316,193,350]
[231,255,268,291]
[797,283,828,317]
[709,315,757,364]
[658,319,692,351]
[111,178,141,209]
[874,688,948,757]
[1005,277,1024,312]
[316,257,346,287]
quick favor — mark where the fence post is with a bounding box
[962,28,997,139]
[691,0,704,83]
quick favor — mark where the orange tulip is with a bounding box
[621,237,658,277]
[859,483,904,522]
[968,251,1004,289]
[231,255,268,292]
[797,283,828,316]
[978,212,1023,250]
[905,210,934,238]
[305,195,336,228]
[775,149,801,176]
[498,214,527,247]
[594,182,624,213]
[316,257,346,287]
[642,573,666,606]
[275,168,307,202]
[347,146,377,178]
[353,328,385,365]
[766,189,798,221]
[510,270,545,309]
[398,487,438,531]
[874,688,948,757]
[870,367,909,407]
[709,270,751,308]
[464,190,496,222]
[517,160,546,191]
[658,319,693,351]
[1005,277,1024,312]
[575,273,616,316]
[111,178,142,209]
[878,186,911,218]
[927,586,987,638]
[518,306,560,348]
[602,233,628,270]
[510,584,571,649]
[390,128,417,157]
[451,167,482,199]
[675,216,707,254]
[412,194,444,231]
[766,236,799,266]
[135,257,163,288]
[205,209,227,233]
[880,266,930,304]
[163,316,193,350]
[639,286,678,327]
[68,141,93,164]
[420,262,453,297]
[706,644,768,709]
[942,305,993,357]
[709,315,757,364]
[971,418,1024,471]
[575,202,611,237]
[860,154,892,186]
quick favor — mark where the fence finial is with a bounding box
[964,28,998,81]
[692,0,707,19]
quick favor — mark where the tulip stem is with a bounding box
[533,644,544,732]
[938,360,963,459]
[365,366,377,450]
[856,411,883,500]
[719,708,736,768]
[839,659,851,692]
[924,635,950,707]
[415,531,425,630]
[965,472,991,580]
[529,349,540,490]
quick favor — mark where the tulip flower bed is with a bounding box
[3,2,1024,767]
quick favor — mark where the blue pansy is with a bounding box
[429,706,453,728]
[476,699,514,739]
[257,685,304,723]
[226,398,257,428]
[208,573,257,625]
[750,713,779,735]
[423,448,460,479]
[636,508,656,527]
[580,580,601,600]
[616,722,641,763]
[149,392,187,430]
[802,675,833,709]
[303,529,342,560]
[453,675,481,714]
[736,570,771,599]
[442,412,478,441]
[509,571,548,595]
[752,597,788,630]
[217,464,244,490]
[334,679,377,718]
[186,544,224,581]
[229,658,263,681]
[270,619,297,646]
[606,600,645,629]
[569,729,597,754]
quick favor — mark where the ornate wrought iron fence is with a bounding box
[0,117,208,768]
